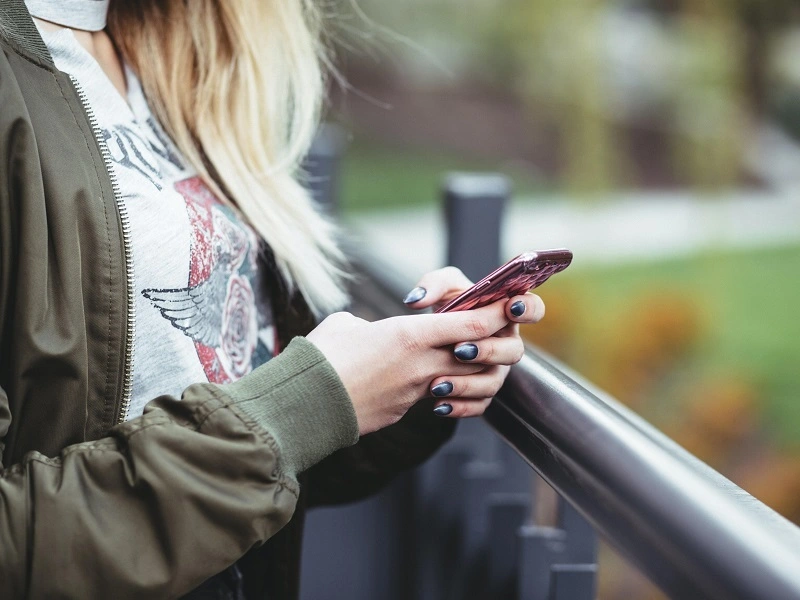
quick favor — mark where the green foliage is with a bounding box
[339,138,549,212]
[545,243,800,446]
[335,0,777,191]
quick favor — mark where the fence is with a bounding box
[299,129,800,600]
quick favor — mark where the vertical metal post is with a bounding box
[518,526,568,600]
[437,173,530,600]
[303,123,347,215]
[450,460,506,599]
[487,494,531,599]
[514,499,598,600]
[413,450,472,600]
[442,172,510,465]
[557,499,598,564]
[443,172,509,282]
[549,565,597,600]
[441,172,599,600]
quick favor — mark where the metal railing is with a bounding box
[350,244,800,599]
[300,128,800,600]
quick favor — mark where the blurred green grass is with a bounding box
[545,244,800,447]
[340,137,549,213]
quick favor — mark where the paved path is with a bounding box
[346,189,800,278]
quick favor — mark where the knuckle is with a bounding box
[394,319,421,352]
[429,320,452,348]
[409,364,431,387]
[490,373,506,395]
[327,311,353,325]
[451,402,470,418]
[466,315,489,340]
[532,296,546,322]
[443,266,465,280]
[450,380,466,398]
[409,362,430,391]
[442,266,473,289]
[513,341,525,363]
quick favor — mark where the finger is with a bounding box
[427,348,486,378]
[429,366,509,400]
[505,293,546,324]
[452,335,525,366]
[402,266,473,309]
[432,397,493,419]
[494,321,520,339]
[416,299,511,347]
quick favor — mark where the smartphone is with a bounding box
[435,249,572,313]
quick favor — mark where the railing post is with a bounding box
[440,172,599,600]
[557,499,597,564]
[549,565,597,600]
[413,450,472,600]
[442,172,509,466]
[487,494,531,598]
[438,173,542,600]
[303,123,347,215]
[443,172,509,282]
[518,526,567,600]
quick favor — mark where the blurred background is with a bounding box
[320,1,800,597]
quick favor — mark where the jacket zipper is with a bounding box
[70,75,136,424]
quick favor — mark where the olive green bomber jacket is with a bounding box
[0,2,455,598]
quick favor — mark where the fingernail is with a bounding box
[431,381,454,397]
[433,403,453,416]
[510,300,526,317]
[403,286,427,304]
[454,343,479,361]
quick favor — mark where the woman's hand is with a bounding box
[402,266,545,418]
[306,267,545,435]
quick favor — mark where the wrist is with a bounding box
[220,337,360,474]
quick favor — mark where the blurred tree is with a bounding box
[334,0,800,189]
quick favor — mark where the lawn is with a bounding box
[339,137,549,213]
[532,244,800,448]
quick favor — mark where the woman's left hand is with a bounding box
[402,266,546,418]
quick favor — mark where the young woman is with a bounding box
[0,1,546,598]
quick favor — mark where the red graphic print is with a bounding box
[142,176,273,383]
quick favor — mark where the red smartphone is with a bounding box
[435,249,573,313]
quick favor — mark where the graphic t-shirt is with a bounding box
[37,27,279,420]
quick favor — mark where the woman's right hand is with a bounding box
[306,302,516,436]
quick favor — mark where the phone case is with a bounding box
[435,249,572,313]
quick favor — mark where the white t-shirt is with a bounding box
[36,26,279,420]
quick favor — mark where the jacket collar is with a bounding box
[0,0,55,67]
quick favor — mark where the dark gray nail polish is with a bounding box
[510,300,526,317]
[403,286,427,304]
[433,403,453,416]
[454,343,479,361]
[431,381,454,397]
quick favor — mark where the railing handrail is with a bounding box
[348,245,800,600]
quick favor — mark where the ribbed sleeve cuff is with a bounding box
[219,337,360,475]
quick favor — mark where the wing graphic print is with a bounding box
[141,266,228,347]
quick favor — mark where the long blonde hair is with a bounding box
[108,0,348,317]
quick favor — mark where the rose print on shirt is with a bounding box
[219,274,258,378]
[142,176,276,383]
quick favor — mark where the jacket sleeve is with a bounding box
[0,337,359,600]
[305,398,456,507]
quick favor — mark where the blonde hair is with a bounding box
[108,0,348,317]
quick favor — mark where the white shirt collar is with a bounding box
[26,0,110,32]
